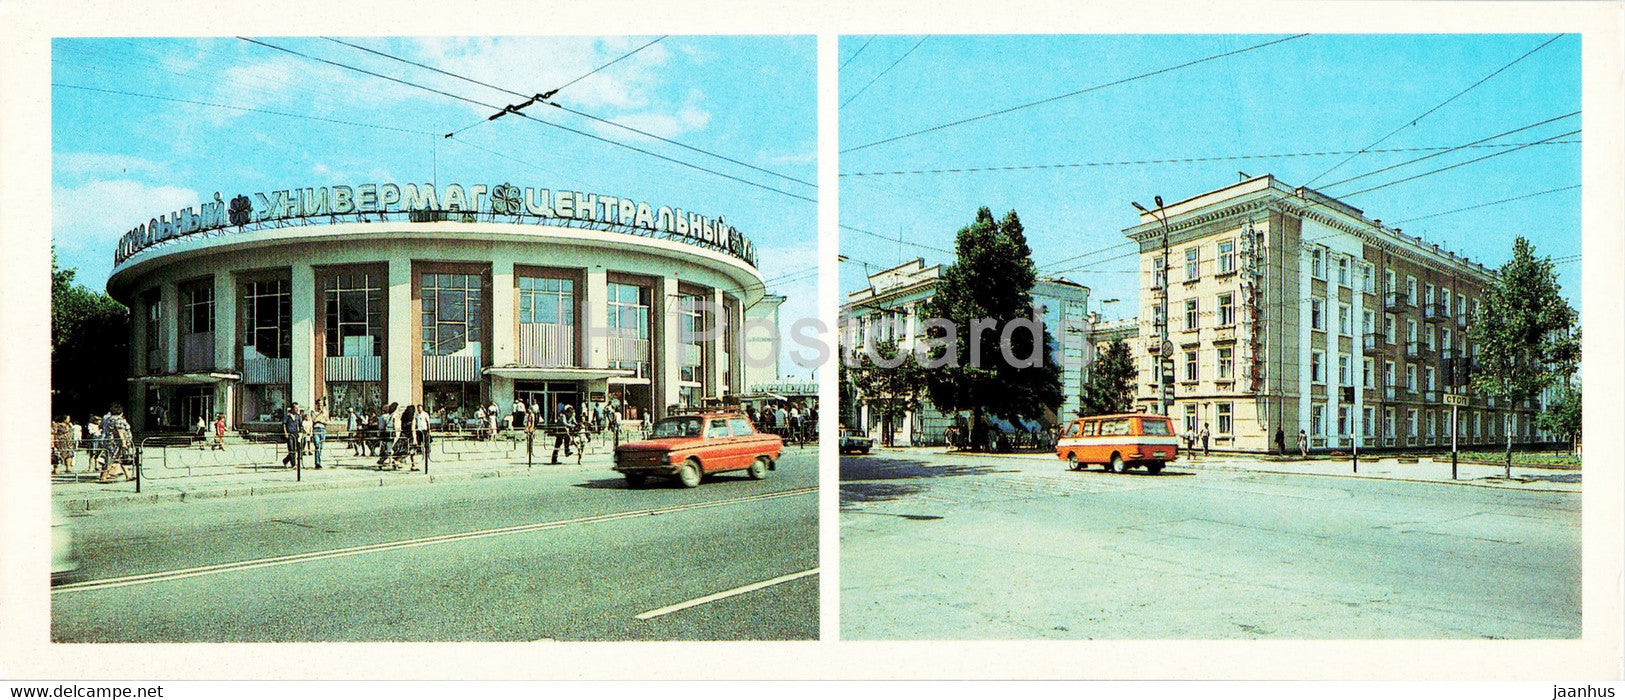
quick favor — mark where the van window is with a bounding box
[1065,422,1083,438]
[1100,419,1131,436]
[1141,419,1173,436]
[1082,421,1099,437]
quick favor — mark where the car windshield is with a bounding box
[649,418,703,438]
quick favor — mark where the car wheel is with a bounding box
[677,459,703,488]
[1110,453,1124,473]
[1146,461,1165,475]
[747,456,769,480]
[1066,453,1079,471]
[860,447,870,454]
[625,473,647,488]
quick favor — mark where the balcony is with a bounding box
[1423,390,1439,403]
[1403,341,1425,360]
[1423,303,1450,322]
[518,322,575,368]
[422,353,482,382]
[325,355,381,382]
[1384,386,1396,401]
[180,332,214,371]
[242,355,290,384]
[1384,292,1412,312]
[1362,333,1384,351]
[1456,313,1469,326]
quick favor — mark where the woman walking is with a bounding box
[52,416,75,475]
[98,404,133,483]
[376,402,398,470]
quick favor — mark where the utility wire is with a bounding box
[52,82,434,135]
[840,36,876,70]
[841,34,1308,154]
[839,139,1579,178]
[238,37,815,204]
[841,224,956,255]
[840,37,927,110]
[1335,129,1580,199]
[321,36,811,189]
[1389,185,1579,225]
[1304,34,1565,187]
[438,36,664,138]
[554,35,667,95]
[1318,111,1579,190]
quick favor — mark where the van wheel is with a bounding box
[1109,453,1124,473]
[677,459,703,488]
[747,456,769,480]
[1146,462,1165,475]
[1066,453,1079,471]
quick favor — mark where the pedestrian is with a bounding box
[52,416,74,475]
[211,413,227,451]
[473,405,486,440]
[409,404,430,471]
[70,418,83,469]
[1275,426,1286,456]
[86,416,103,469]
[98,404,133,483]
[1200,422,1211,456]
[282,403,304,469]
[551,404,577,464]
[310,398,329,469]
[607,407,621,446]
[376,402,398,469]
[193,415,208,446]
[398,404,417,469]
[347,408,361,455]
[1298,429,1309,458]
[512,397,527,431]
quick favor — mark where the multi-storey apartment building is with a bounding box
[1123,174,1553,453]
[839,258,1092,444]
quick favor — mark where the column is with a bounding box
[584,267,609,369]
[160,281,180,374]
[386,258,414,406]
[1351,265,1364,451]
[289,262,317,409]
[213,271,237,425]
[709,288,726,399]
[658,276,681,415]
[1297,246,1312,444]
[490,257,516,410]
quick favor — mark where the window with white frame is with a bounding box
[1363,310,1374,336]
[1339,354,1351,386]
[1311,248,1324,279]
[1442,288,1452,312]
[1184,298,1198,330]
[1424,283,1435,306]
[1407,276,1418,305]
[1184,350,1198,382]
[1363,358,1373,387]
[1218,293,1235,327]
[1217,403,1233,434]
[1427,410,1436,437]
[1385,314,1396,343]
[1311,351,1324,384]
[1406,319,1418,343]
[1311,404,1325,436]
[1442,327,1453,352]
[1362,406,1374,437]
[1184,404,1198,434]
[1185,247,1200,281]
[1218,240,1235,274]
[1363,264,1375,292]
[1338,257,1350,287]
[1217,346,1234,380]
[1406,364,1417,392]
[1152,258,1166,288]
[1408,408,1418,436]
[1310,299,1324,331]
[1339,304,1352,336]
[1384,408,1395,438]
[1338,405,1350,436]
[1427,324,1437,351]
[1385,269,1397,296]
[1384,360,1395,389]
[1425,366,1436,391]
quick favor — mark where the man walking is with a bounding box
[282,403,305,469]
[1200,422,1211,456]
[310,399,329,469]
[551,404,578,464]
[1298,429,1309,458]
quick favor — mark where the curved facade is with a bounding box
[109,208,783,432]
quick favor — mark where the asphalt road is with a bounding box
[53,451,818,642]
[840,451,1579,640]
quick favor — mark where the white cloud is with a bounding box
[54,152,166,182]
[53,179,200,285]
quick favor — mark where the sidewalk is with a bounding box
[867,446,1580,493]
[52,437,618,512]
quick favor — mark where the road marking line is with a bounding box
[634,568,819,620]
[54,487,816,594]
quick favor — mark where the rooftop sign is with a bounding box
[114,182,758,268]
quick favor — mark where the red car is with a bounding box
[613,412,783,488]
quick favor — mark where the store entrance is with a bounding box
[514,381,581,426]
[177,386,215,433]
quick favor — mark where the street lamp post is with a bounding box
[1133,197,1171,416]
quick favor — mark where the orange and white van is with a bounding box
[1055,413,1179,474]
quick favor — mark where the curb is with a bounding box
[55,460,613,513]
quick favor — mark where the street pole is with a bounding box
[1451,404,1459,480]
[1134,198,1171,417]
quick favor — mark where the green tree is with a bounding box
[1466,237,1579,477]
[1536,385,1582,454]
[52,250,131,422]
[848,338,929,447]
[1078,338,1137,416]
[922,207,1063,451]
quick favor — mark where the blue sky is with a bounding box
[51,35,817,376]
[839,34,1582,319]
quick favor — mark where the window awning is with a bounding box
[482,366,635,382]
[130,371,243,385]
